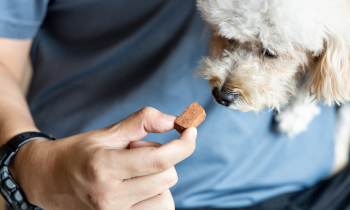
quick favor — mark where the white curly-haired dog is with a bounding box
[197,0,350,171]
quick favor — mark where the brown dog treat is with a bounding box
[174,102,206,134]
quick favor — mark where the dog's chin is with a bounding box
[229,103,262,113]
[212,95,264,113]
[212,91,287,113]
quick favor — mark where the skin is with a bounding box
[0,37,197,210]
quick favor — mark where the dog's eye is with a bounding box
[228,39,235,44]
[262,48,278,58]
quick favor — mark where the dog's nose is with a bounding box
[212,87,236,107]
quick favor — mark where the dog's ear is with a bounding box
[209,31,230,57]
[307,35,350,105]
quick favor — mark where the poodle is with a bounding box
[196,0,350,171]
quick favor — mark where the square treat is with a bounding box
[174,102,206,134]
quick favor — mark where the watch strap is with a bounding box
[0,132,55,210]
[0,132,55,166]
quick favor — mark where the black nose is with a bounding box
[212,87,236,107]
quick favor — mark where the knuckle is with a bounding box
[166,168,178,187]
[88,193,111,210]
[139,107,158,117]
[86,162,102,183]
[153,157,170,172]
[94,202,109,210]
[85,151,107,183]
[95,203,111,210]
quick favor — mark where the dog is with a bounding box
[196,0,350,172]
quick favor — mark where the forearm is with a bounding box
[0,64,49,204]
[0,65,39,144]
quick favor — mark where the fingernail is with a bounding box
[164,114,178,121]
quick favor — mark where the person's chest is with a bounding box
[42,0,195,45]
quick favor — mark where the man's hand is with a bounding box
[10,107,197,210]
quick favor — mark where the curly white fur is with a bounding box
[197,0,350,111]
[198,0,350,56]
[275,93,321,137]
[197,0,350,140]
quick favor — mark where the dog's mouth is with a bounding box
[212,87,240,107]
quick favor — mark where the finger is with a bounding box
[122,167,177,206]
[113,127,197,179]
[129,141,162,149]
[131,189,174,210]
[104,107,177,141]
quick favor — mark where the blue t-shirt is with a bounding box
[0,0,336,208]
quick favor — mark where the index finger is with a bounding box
[103,107,177,142]
[111,127,197,179]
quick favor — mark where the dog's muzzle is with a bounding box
[212,87,238,107]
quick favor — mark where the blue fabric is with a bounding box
[0,0,49,39]
[0,0,336,209]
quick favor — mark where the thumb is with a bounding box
[104,107,177,141]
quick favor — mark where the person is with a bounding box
[0,0,346,210]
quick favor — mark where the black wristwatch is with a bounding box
[0,132,55,210]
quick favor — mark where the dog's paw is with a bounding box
[275,102,321,138]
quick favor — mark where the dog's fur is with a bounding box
[197,0,350,111]
[197,0,350,169]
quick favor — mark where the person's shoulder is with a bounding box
[0,0,50,39]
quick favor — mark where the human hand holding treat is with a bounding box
[9,107,197,210]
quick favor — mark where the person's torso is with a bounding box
[28,0,336,208]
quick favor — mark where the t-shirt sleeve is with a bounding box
[0,0,50,39]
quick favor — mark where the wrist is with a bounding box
[8,138,47,182]
[7,137,52,206]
